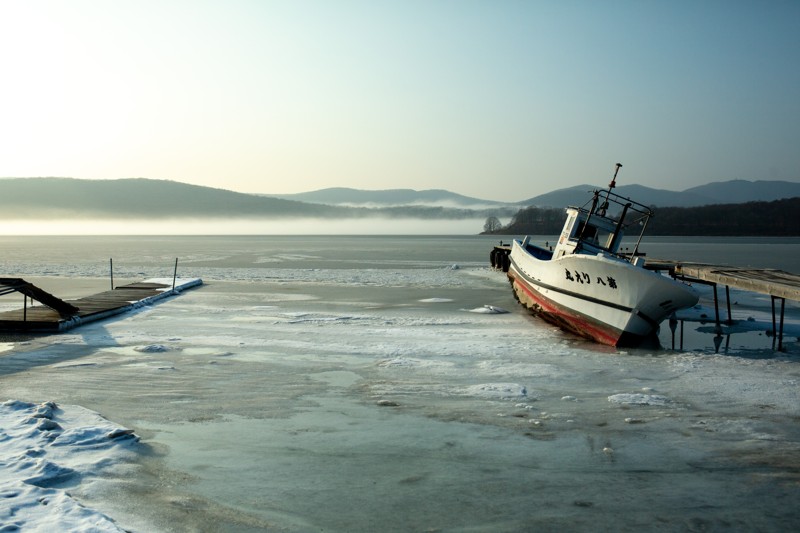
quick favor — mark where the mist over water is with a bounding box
[0,217,496,236]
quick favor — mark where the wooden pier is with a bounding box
[0,277,202,333]
[644,261,800,350]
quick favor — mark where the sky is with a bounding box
[1,0,798,202]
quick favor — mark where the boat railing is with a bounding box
[577,189,654,225]
[571,188,655,261]
[523,242,554,261]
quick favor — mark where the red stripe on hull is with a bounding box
[509,270,625,346]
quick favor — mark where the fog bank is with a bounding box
[1,217,501,236]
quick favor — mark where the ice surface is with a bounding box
[1,236,799,531]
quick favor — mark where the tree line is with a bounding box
[482,197,800,236]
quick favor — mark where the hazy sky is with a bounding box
[1,0,798,201]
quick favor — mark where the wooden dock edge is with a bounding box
[0,277,203,334]
[55,277,204,332]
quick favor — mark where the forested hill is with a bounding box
[484,197,800,236]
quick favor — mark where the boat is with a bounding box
[505,163,698,347]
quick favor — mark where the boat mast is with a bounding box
[606,163,622,203]
[577,163,622,247]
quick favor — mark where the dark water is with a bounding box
[1,233,798,272]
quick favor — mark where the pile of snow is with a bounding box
[466,305,509,314]
[134,343,171,353]
[0,400,139,532]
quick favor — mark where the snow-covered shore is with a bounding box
[0,400,139,532]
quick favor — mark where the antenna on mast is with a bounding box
[608,163,622,190]
[596,162,622,217]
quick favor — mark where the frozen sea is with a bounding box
[1,235,800,532]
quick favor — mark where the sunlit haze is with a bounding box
[1,1,799,201]
[1,217,495,236]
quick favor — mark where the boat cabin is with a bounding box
[553,207,623,258]
[551,188,653,262]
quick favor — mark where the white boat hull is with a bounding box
[507,240,698,346]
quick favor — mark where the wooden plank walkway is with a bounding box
[0,278,80,316]
[644,260,799,350]
[0,278,202,333]
[644,260,800,301]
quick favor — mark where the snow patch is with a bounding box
[466,305,509,314]
[0,400,139,532]
[134,344,171,353]
[461,383,528,399]
[608,393,672,406]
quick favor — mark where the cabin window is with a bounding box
[573,221,598,243]
[574,221,616,250]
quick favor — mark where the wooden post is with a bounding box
[172,258,178,290]
[725,285,732,325]
[771,296,777,349]
[712,283,721,333]
[778,297,786,352]
[110,258,114,290]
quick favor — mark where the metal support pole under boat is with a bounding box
[669,313,686,351]
[669,314,677,350]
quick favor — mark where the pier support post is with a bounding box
[712,283,722,333]
[771,296,786,352]
[779,297,786,352]
[772,296,777,349]
[725,285,732,325]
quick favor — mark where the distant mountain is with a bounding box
[489,197,800,236]
[683,180,800,204]
[520,180,800,208]
[0,177,339,219]
[519,184,710,209]
[270,187,517,208]
[2,177,797,223]
[0,178,513,220]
